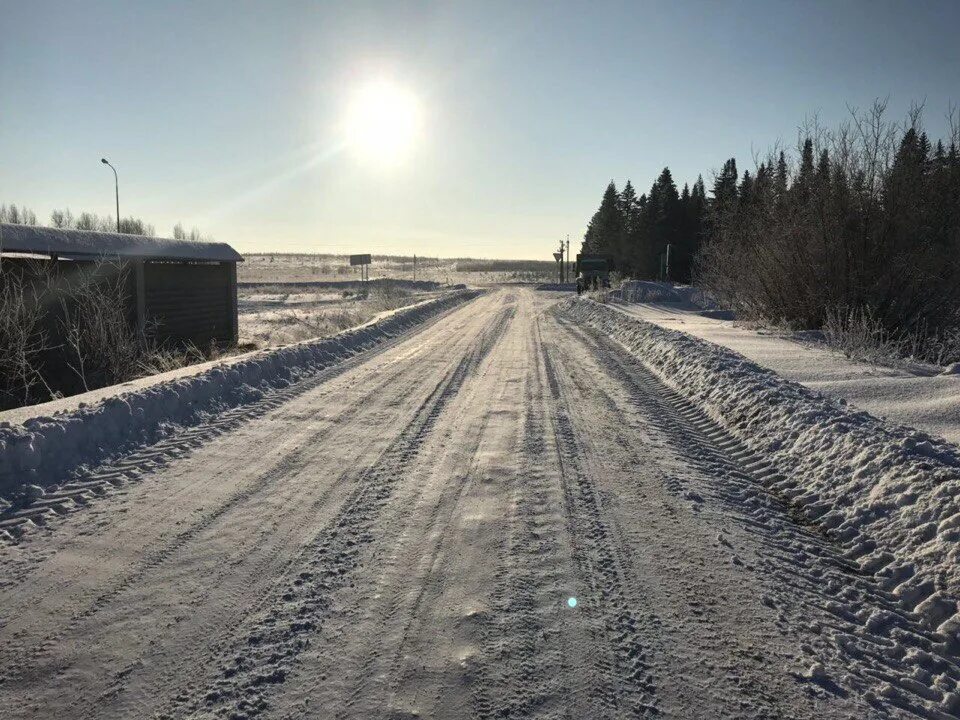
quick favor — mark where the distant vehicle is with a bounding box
[575,254,611,294]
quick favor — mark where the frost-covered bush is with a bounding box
[696,101,960,363]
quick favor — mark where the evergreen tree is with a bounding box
[738,170,754,205]
[799,138,815,177]
[618,180,645,274]
[711,158,739,220]
[620,180,638,218]
[774,151,789,205]
[754,163,770,204]
[653,167,681,279]
[796,138,816,202]
[582,181,624,259]
[816,149,831,184]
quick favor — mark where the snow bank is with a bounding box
[612,280,720,311]
[534,282,577,292]
[560,297,960,637]
[0,290,479,497]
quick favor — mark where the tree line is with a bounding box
[581,170,707,283]
[581,101,960,362]
[1,203,211,242]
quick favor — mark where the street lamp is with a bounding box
[101,158,119,232]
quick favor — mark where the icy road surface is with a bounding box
[1,288,957,719]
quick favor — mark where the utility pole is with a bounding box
[413,254,417,282]
[558,239,566,284]
[665,243,672,282]
[565,235,570,284]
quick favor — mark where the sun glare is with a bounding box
[343,80,421,167]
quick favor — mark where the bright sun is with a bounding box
[343,80,421,167]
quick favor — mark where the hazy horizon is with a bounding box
[2,0,959,259]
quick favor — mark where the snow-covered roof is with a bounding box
[0,223,243,263]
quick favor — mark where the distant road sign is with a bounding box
[349,253,371,266]
[553,252,563,262]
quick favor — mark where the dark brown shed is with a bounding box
[0,223,243,348]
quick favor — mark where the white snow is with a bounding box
[3,286,958,717]
[0,289,479,496]
[612,289,960,446]
[561,297,960,637]
[615,280,724,313]
[0,223,242,262]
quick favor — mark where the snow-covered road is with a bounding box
[2,288,958,719]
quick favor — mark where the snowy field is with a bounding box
[3,287,960,718]
[239,252,557,286]
[238,279,452,348]
[236,253,557,348]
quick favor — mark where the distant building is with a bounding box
[1,223,243,347]
[0,223,243,398]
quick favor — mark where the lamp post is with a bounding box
[101,158,119,232]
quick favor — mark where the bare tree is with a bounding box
[0,263,55,408]
[172,222,212,242]
[0,203,38,225]
[58,261,144,390]
[49,208,75,228]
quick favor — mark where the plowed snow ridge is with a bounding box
[560,297,960,637]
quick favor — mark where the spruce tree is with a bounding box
[582,181,624,258]
[619,180,643,273]
[774,151,789,206]
[799,139,815,177]
[739,170,754,205]
[712,158,739,219]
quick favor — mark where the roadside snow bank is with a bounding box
[612,281,720,310]
[0,290,479,496]
[561,297,960,636]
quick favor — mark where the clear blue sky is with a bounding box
[2,0,958,259]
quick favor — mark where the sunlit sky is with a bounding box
[2,1,959,259]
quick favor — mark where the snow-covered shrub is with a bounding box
[0,261,54,408]
[695,101,960,363]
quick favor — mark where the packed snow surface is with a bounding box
[561,297,960,637]
[4,288,960,718]
[614,280,723,312]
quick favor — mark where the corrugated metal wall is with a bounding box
[144,262,234,348]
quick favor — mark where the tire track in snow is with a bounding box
[0,313,464,692]
[169,304,515,720]
[538,321,658,718]
[0,298,490,718]
[470,319,576,719]
[329,302,516,716]
[0,295,476,547]
[557,311,960,719]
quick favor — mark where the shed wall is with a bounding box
[144,262,235,348]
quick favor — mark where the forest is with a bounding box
[581,102,960,363]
